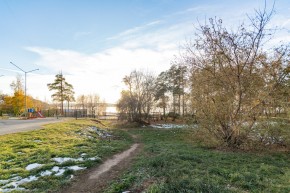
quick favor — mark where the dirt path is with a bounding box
[58,140,141,193]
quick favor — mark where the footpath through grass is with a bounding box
[0,119,133,193]
[105,127,290,193]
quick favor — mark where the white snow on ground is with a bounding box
[52,155,100,164]
[0,180,9,185]
[88,126,112,138]
[1,128,102,192]
[52,166,60,172]
[77,126,112,139]
[1,163,89,192]
[67,166,86,171]
[150,124,189,129]
[52,157,84,163]
[53,165,86,176]
[88,156,101,161]
[15,176,38,185]
[40,170,53,177]
[0,128,104,192]
[1,175,38,192]
[25,163,43,170]
[55,169,66,176]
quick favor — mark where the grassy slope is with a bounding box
[0,119,133,192]
[105,128,290,193]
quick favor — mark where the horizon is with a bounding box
[0,0,289,103]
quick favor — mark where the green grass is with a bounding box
[2,120,290,192]
[0,119,133,192]
[105,128,290,193]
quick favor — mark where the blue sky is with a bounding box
[0,0,289,103]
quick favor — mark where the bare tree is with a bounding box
[87,94,100,116]
[117,90,138,121]
[185,7,290,147]
[77,95,86,111]
[119,70,156,122]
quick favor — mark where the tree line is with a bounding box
[118,7,290,148]
[47,72,106,116]
[0,73,106,117]
[0,75,49,116]
[117,64,188,122]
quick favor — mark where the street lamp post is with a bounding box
[10,62,39,118]
[0,75,3,114]
[0,75,3,92]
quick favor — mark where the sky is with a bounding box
[0,0,289,104]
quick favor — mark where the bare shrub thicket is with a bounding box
[185,8,290,147]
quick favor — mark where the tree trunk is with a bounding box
[68,101,70,116]
[162,95,166,118]
[182,94,185,116]
[178,93,181,115]
[173,93,176,114]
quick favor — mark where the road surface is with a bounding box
[0,118,64,135]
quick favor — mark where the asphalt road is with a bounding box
[0,118,64,135]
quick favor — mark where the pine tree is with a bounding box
[47,73,74,115]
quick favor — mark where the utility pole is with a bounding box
[10,62,39,118]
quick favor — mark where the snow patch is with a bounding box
[88,156,101,161]
[150,124,189,129]
[51,165,86,176]
[52,155,100,163]
[80,153,87,157]
[52,166,59,172]
[25,163,43,170]
[55,169,66,176]
[2,175,38,191]
[67,166,86,171]
[1,164,88,192]
[0,180,9,185]
[52,157,84,164]
[40,170,53,177]
[88,126,112,138]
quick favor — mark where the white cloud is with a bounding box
[106,20,163,40]
[15,4,290,104]
[24,41,179,103]
[24,45,177,103]
[22,15,193,103]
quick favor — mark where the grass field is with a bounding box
[1,120,290,193]
[105,127,290,193]
[0,119,133,193]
